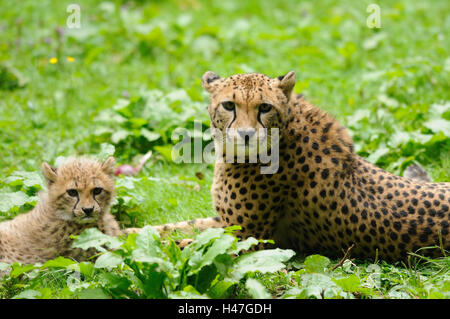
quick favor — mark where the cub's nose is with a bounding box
[82,207,94,216]
[237,128,256,139]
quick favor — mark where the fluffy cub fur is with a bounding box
[0,157,121,264]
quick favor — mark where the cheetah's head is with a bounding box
[41,157,116,224]
[202,71,296,159]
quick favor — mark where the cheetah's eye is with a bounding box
[259,103,273,113]
[221,101,236,111]
[67,189,78,197]
[93,187,103,196]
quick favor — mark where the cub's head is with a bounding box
[202,71,296,158]
[41,157,116,224]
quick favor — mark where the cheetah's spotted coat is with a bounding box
[160,71,450,261]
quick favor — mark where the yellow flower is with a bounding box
[49,57,58,64]
[67,56,75,62]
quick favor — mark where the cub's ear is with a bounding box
[41,162,58,185]
[102,156,116,176]
[275,71,296,99]
[202,71,222,93]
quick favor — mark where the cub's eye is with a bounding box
[259,103,273,113]
[221,101,236,111]
[67,189,78,197]
[93,187,103,195]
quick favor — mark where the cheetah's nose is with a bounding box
[237,128,256,139]
[82,207,94,216]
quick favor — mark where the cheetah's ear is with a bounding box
[275,71,296,99]
[102,156,116,177]
[202,71,222,93]
[41,162,58,185]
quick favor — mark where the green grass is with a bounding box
[114,161,215,227]
[0,0,449,299]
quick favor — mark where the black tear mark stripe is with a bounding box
[257,111,266,128]
[93,189,107,208]
[227,107,237,129]
[73,195,80,211]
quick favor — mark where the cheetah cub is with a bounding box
[0,157,122,265]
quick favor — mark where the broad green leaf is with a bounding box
[165,239,182,265]
[428,291,445,299]
[183,228,225,260]
[0,63,28,90]
[282,287,305,299]
[388,131,412,148]
[423,118,450,137]
[192,227,225,247]
[115,176,140,191]
[0,191,37,212]
[121,231,138,253]
[332,274,361,292]
[229,237,259,255]
[36,288,52,299]
[12,289,41,299]
[94,252,123,268]
[428,102,450,118]
[367,144,390,164]
[131,255,175,273]
[193,264,219,293]
[304,255,331,273]
[9,263,36,278]
[154,145,174,162]
[111,129,130,144]
[67,262,95,277]
[129,117,148,128]
[98,143,116,160]
[4,171,44,189]
[98,273,134,298]
[142,271,167,298]
[112,98,132,112]
[229,248,295,281]
[193,234,235,272]
[41,256,76,269]
[245,278,271,299]
[299,273,347,299]
[212,253,233,280]
[72,228,121,251]
[207,280,235,299]
[378,94,399,108]
[133,226,163,257]
[76,287,110,299]
[187,250,204,269]
[140,128,161,142]
[131,227,174,272]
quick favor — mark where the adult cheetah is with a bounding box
[158,71,449,261]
